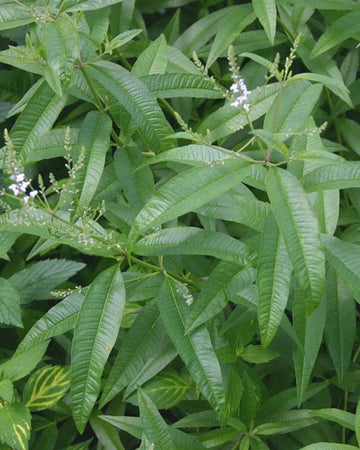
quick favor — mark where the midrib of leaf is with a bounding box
[167,280,221,410]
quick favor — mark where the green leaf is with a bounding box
[252,0,277,44]
[74,111,112,213]
[264,81,322,134]
[0,380,14,404]
[133,227,256,266]
[10,82,66,161]
[128,159,252,243]
[0,278,22,327]
[71,265,125,433]
[127,369,190,409]
[0,2,34,31]
[174,6,239,56]
[101,301,167,406]
[132,34,168,76]
[86,61,173,152]
[138,388,175,449]
[109,29,142,51]
[64,0,124,11]
[198,191,270,232]
[338,118,360,156]
[9,259,85,304]
[325,269,355,381]
[157,278,226,415]
[17,292,84,352]
[303,162,360,192]
[310,10,360,58]
[266,168,325,314]
[141,73,223,99]
[310,408,355,430]
[292,287,326,405]
[0,341,49,381]
[257,213,292,347]
[206,4,255,68]
[43,15,80,91]
[239,345,280,364]
[23,366,70,411]
[0,45,44,75]
[322,235,360,300]
[90,414,125,450]
[0,402,31,450]
[255,418,315,435]
[186,262,255,333]
[300,444,359,450]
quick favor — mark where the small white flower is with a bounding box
[23,196,30,204]
[19,180,30,192]
[29,190,38,198]
[230,75,251,112]
[10,173,25,182]
[9,184,20,196]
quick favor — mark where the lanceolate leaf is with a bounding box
[71,265,125,433]
[257,213,292,348]
[293,287,326,406]
[302,162,360,191]
[266,168,325,314]
[158,278,226,415]
[310,10,360,58]
[86,61,173,152]
[10,82,66,161]
[0,3,34,31]
[138,389,175,449]
[133,227,256,266]
[325,268,355,381]
[141,73,223,99]
[322,235,360,299]
[101,301,167,407]
[186,262,256,333]
[132,34,168,77]
[128,159,252,243]
[64,0,125,11]
[74,111,112,213]
[17,292,84,352]
[252,0,277,44]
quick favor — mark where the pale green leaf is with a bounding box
[303,162,360,191]
[0,2,34,31]
[65,0,124,11]
[71,265,125,433]
[26,128,79,163]
[90,414,125,450]
[310,408,355,430]
[266,168,325,314]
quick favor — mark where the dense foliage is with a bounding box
[1,0,360,448]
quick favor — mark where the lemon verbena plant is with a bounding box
[1,0,360,449]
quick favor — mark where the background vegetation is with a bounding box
[1,0,360,448]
